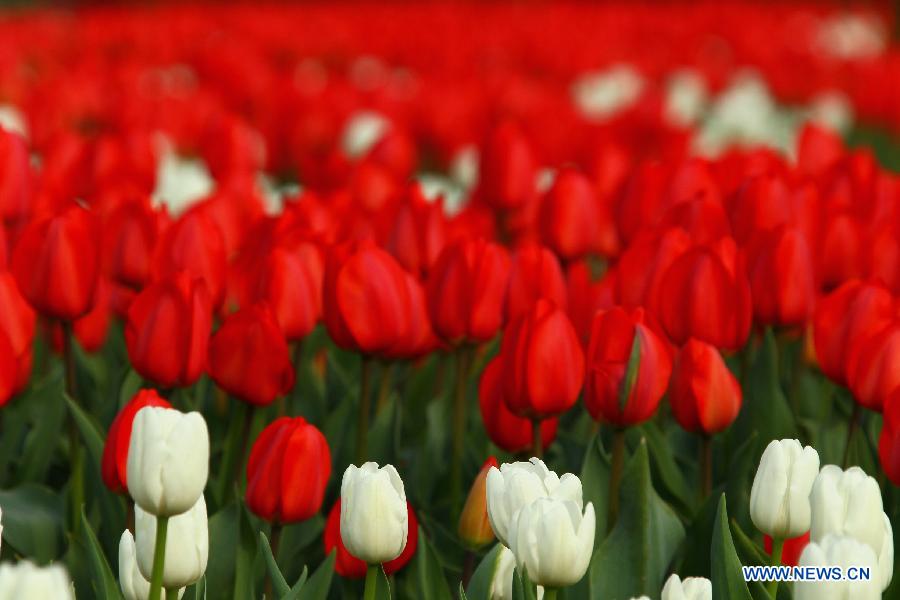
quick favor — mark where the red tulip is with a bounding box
[125,272,212,388]
[669,339,742,434]
[879,391,900,485]
[385,184,447,278]
[11,205,100,320]
[323,499,418,579]
[478,122,537,210]
[251,241,323,341]
[615,161,669,245]
[0,128,32,226]
[56,278,113,353]
[101,198,168,290]
[0,271,36,394]
[505,242,567,321]
[539,168,603,261]
[728,174,792,245]
[813,280,895,385]
[246,417,331,523]
[659,198,731,246]
[499,299,584,420]
[565,261,616,346]
[426,238,510,344]
[746,226,816,328]
[764,532,810,567]
[846,320,900,412]
[478,357,558,453]
[101,389,173,494]
[584,306,673,427]
[208,303,295,406]
[615,227,691,309]
[152,210,227,309]
[796,124,845,179]
[818,210,863,290]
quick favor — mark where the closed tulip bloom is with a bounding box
[0,271,35,395]
[324,499,419,579]
[660,574,712,600]
[0,129,31,226]
[813,280,894,385]
[0,561,73,600]
[208,303,295,406]
[381,270,439,360]
[340,462,408,564]
[565,261,615,345]
[246,417,331,523]
[584,307,673,427]
[818,211,863,290]
[746,226,816,327]
[127,406,209,517]
[478,122,537,210]
[251,242,323,341]
[426,238,511,344]
[750,439,820,539]
[508,497,595,588]
[794,535,880,600]
[459,457,499,548]
[152,210,227,309]
[846,320,900,412]
[102,389,173,494]
[119,530,184,600]
[125,272,212,388]
[879,392,900,485]
[135,496,208,589]
[479,358,558,453]
[615,227,691,309]
[102,199,168,290]
[500,299,584,419]
[505,243,567,321]
[486,458,582,548]
[669,339,742,434]
[385,183,447,277]
[539,167,603,261]
[11,204,100,320]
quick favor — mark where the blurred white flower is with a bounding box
[342,110,390,158]
[152,142,214,217]
[0,560,73,600]
[571,64,645,121]
[795,535,881,599]
[661,573,712,600]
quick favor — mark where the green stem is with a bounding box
[451,347,472,511]
[148,515,169,600]
[842,403,863,469]
[766,538,784,599]
[62,323,83,532]
[376,362,396,412]
[165,589,179,600]
[363,564,380,600]
[700,435,713,500]
[356,358,374,464]
[531,418,543,458]
[542,588,558,600]
[215,398,247,503]
[607,429,626,533]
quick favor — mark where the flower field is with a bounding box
[0,2,899,599]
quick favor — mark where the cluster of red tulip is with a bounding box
[1,1,900,595]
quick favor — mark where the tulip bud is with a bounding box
[615,227,691,309]
[478,122,537,210]
[0,271,35,397]
[127,406,209,517]
[208,303,295,406]
[458,457,498,548]
[385,183,447,278]
[324,499,418,579]
[135,496,208,589]
[486,458,582,548]
[246,417,331,523]
[250,242,323,341]
[340,462,408,565]
[152,210,227,309]
[879,391,900,485]
[846,320,900,412]
[0,560,74,599]
[794,535,880,600]
[668,339,742,434]
[102,390,173,494]
[505,243,567,322]
[660,574,712,600]
[539,167,607,261]
[749,439,820,539]
[508,497,595,588]
[119,530,185,600]
[0,128,32,225]
[745,226,816,328]
[102,198,168,290]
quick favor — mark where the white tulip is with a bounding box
[794,535,880,600]
[877,513,894,591]
[340,462,408,564]
[660,574,712,600]
[749,439,819,538]
[0,560,73,599]
[486,458,582,548]
[488,546,544,600]
[135,495,208,589]
[508,498,595,588]
[127,407,209,517]
[119,530,185,600]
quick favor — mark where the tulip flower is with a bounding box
[565,261,615,345]
[0,128,31,226]
[135,496,208,591]
[102,390,173,494]
[478,122,537,210]
[11,204,100,321]
[340,462,408,569]
[458,457,498,548]
[52,278,113,353]
[478,358,558,454]
[101,198,168,290]
[208,303,295,406]
[127,406,209,517]
[660,574,712,600]
[818,210,863,290]
[750,439,820,539]
[504,243,567,322]
[0,270,35,400]
[615,227,691,309]
[878,391,900,485]
[0,560,74,599]
[795,535,881,600]
[119,530,185,600]
[323,499,418,579]
[125,273,212,389]
[539,167,608,261]
[745,226,816,328]
[669,339,742,435]
[246,417,331,523]
[485,458,582,549]
[385,183,447,278]
[250,242,323,341]
[508,497,595,593]
[846,320,900,412]
[489,546,520,600]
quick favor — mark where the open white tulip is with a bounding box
[119,530,185,600]
[660,574,712,600]
[135,495,208,589]
[486,458,583,548]
[0,560,74,599]
[127,407,209,517]
[508,497,595,589]
[749,439,819,538]
[794,535,881,600]
[340,462,408,564]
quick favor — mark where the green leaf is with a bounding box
[638,422,693,518]
[618,334,642,412]
[206,502,239,600]
[0,484,64,562]
[511,568,538,600]
[730,519,772,568]
[189,576,207,600]
[465,544,503,600]
[589,440,685,599]
[259,532,291,597]
[18,375,67,484]
[295,550,335,600]
[711,495,753,600]
[233,505,259,599]
[579,434,609,541]
[414,525,453,600]
[459,583,469,600]
[80,507,123,600]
